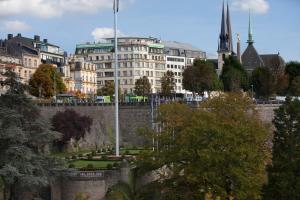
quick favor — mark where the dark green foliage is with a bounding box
[263,98,300,200]
[160,71,175,96]
[92,150,96,156]
[251,67,275,98]
[71,155,77,160]
[285,61,300,84]
[87,154,93,160]
[182,59,222,95]
[220,56,248,92]
[101,155,108,160]
[107,163,113,170]
[0,69,63,199]
[134,76,151,96]
[51,109,93,149]
[86,164,94,170]
[289,76,300,96]
[68,164,75,168]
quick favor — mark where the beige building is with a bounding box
[67,56,97,96]
[75,37,166,94]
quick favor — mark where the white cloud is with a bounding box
[0,0,135,18]
[1,20,30,31]
[232,0,270,14]
[91,27,125,41]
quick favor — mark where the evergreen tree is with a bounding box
[0,69,62,199]
[251,67,275,98]
[263,98,300,200]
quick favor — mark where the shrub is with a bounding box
[92,150,96,156]
[113,162,119,168]
[71,155,77,159]
[125,150,130,155]
[86,163,94,169]
[68,164,75,168]
[106,163,113,170]
[101,155,108,160]
[97,149,102,153]
[78,153,83,157]
[87,154,93,160]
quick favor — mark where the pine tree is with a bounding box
[263,97,300,200]
[0,69,62,199]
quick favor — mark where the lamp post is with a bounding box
[114,0,120,157]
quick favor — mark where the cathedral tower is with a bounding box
[217,1,233,74]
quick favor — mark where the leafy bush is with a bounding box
[113,162,119,168]
[101,155,108,160]
[125,150,130,155]
[97,149,102,153]
[71,155,77,159]
[106,163,113,170]
[68,164,75,168]
[78,153,83,157]
[87,154,93,160]
[92,150,96,156]
[86,163,94,169]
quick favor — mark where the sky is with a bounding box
[0,0,299,61]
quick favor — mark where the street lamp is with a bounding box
[113,0,120,157]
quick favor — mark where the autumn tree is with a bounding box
[134,76,151,97]
[183,59,222,96]
[137,93,270,200]
[263,98,300,200]
[220,56,248,92]
[0,69,62,199]
[52,109,92,151]
[29,64,66,98]
[251,66,275,98]
[160,70,175,96]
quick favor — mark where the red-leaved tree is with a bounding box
[52,109,92,150]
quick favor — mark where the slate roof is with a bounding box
[242,44,285,72]
[241,44,264,70]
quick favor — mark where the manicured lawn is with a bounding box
[68,160,119,169]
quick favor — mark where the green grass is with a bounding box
[68,160,119,169]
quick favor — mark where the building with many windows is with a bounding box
[67,56,97,96]
[75,37,166,94]
[163,41,206,94]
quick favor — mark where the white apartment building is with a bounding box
[75,37,166,94]
[68,56,97,96]
[163,41,206,94]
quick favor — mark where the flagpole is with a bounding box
[114,0,120,157]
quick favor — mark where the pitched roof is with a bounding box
[260,54,285,72]
[241,44,264,70]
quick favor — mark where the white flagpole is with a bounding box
[114,0,120,157]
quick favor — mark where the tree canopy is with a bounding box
[0,69,62,199]
[160,71,175,96]
[220,56,248,92]
[51,109,92,150]
[263,98,300,200]
[182,59,222,96]
[29,64,66,98]
[134,76,151,96]
[251,66,275,98]
[97,81,121,97]
[137,93,270,200]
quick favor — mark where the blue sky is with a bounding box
[0,0,299,61]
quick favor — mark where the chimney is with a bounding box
[7,34,13,40]
[17,33,22,37]
[43,39,48,43]
[237,33,242,64]
[34,35,40,41]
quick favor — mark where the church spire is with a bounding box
[227,2,233,52]
[219,1,228,52]
[247,10,254,45]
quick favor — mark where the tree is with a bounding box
[0,69,62,199]
[183,59,222,96]
[134,76,151,97]
[97,81,121,98]
[160,71,175,96]
[274,73,289,96]
[289,76,300,96]
[220,56,248,92]
[29,64,66,98]
[263,98,300,200]
[138,93,270,200]
[285,61,300,84]
[251,67,275,98]
[51,109,93,151]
